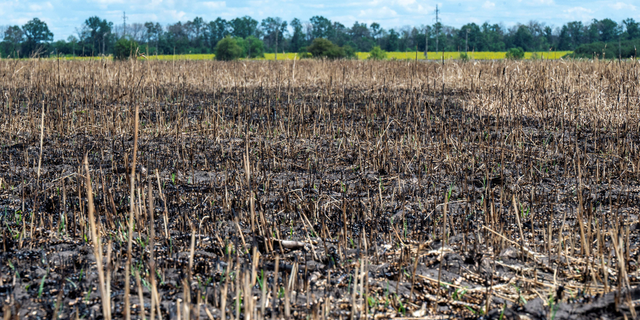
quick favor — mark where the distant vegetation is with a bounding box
[113,38,139,60]
[367,46,387,60]
[1,15,639,60]
[505,47,525,60]
[52,50,573,61]
[214,36,243,60]
[566,39,640,59]
[305,38,354,59]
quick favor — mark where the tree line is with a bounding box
[2,15,640,58]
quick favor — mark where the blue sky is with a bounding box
[2,0,639,40]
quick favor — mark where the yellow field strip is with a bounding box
[51,51,573,61]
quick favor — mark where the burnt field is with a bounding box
[1,59,640,319]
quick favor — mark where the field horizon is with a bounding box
[27,51,576,61]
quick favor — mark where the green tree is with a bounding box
[230,16,259,39]
[367,46,386,60]
[166,22,189,53]
[513,25,533,51]
[215,36,243,60]
[623,18,639,40]
[22,18,53,56]
[306,38,345,59]
[144,22,162,54]
[568,39,640,59]
[343,44,356,58]
[457,23,481,52]
[22,18,53,43]
[206,18,230,50]
[557,25,572,50]
[480,22,505,51]
[83,16,113,56]
[237,36,264,58]
[310,16,333,40]
[114,37,139,60]
[289,18,306,52]
[370,22,382,46]
[597,18,619,42]
[385,29,399,51]
[2,26,24,57]
[349,21,374,51]
[189,17,205,47]
[260,17,287,53]
[566,21,585,49]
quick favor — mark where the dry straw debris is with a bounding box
[0,58,639,319]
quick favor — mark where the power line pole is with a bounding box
[425,26,428,60]
[123,11,127,38]
[466,28,469,53]
[435,5,440,55]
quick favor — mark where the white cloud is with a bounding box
[29,2,53,11]
[612,2,636,11]
[202,1,226,9]
[561,6,593,20]
[482,1,495,9]
[390,0,432,14]
[396,0,415,6]
[94,0,125,4]
[358,6,398,18]
[564,6,592,14]
[166,9,186,20]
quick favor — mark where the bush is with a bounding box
[505,47,525,60]
[459,52,470,62]
[237,36,264,58]
[343,45,356,59]
[114,38,139,60]
[215,36,243,61]
[567,39,640,59]
[368,46,387,60]
[306,38,345,59]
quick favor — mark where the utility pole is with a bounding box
[619,35,621,62]
[465,28,469,53]
[123,11,127,38]
[425,26,428,60]
[435,5,440,55]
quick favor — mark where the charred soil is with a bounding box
[1,60,640,319]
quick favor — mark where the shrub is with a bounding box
[237,36,265,58]
[306,38,345,59]
[567,39,640,59]
[459,52,470,62]
[368,46,387,60]
[215,36,243,61]
[114,38,139,60]
[505,47,525,60]
[343,45,356,59]
[299,52,313,59]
